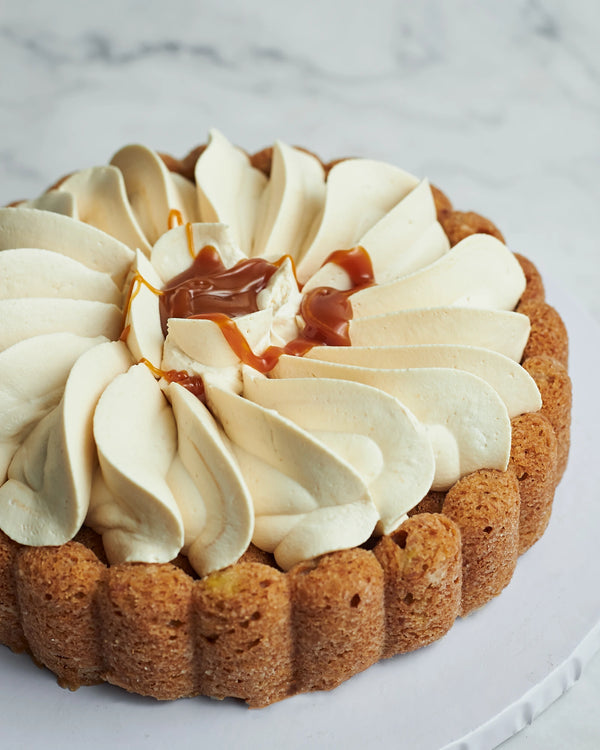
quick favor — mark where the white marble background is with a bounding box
[1,0,599,747]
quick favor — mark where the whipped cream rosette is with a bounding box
[0,129,540,574]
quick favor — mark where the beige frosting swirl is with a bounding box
[0,129,538,572]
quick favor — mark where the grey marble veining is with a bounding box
[1,1,599,747]
[1,0,598,327]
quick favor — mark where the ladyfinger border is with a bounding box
[0,152,572,706]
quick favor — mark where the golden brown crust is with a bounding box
[443,469,520,615]
[0,456,565,705]
[523,355,572,481]
[323,157,351,175]
[194,563,292,706]
[509,413,558,554]
[44,173,73,193]
[373,514,461,658]
[441,210,505,246]
[518,300,569,367]
[408,490,446,516]
[99,562,195,699]
[170,552,199,578]
[73,525,108,564]
[515,253,545,304]
[249,146,274,177]
[0,531,27,653]
[430,184,453,223]
[164,142,328,182]
[289,548,384,692]
[237,542,277,567]
[250,145,326,178]
[16,543,106,688]
[159,145,206,183]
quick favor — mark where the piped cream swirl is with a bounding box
[0,129,535,573]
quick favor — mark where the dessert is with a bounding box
[0,130,571,705]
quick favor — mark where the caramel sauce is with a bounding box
[185,222,196,258]
[321,245,374,288]
[189,313,315,374]
[143,238,376,394]
[168,208,184,230]
[293,245,374,349]
[159,246,280,335]
[298,287,354,347]
[164,369,206,401]
[131,271,164,301]
[121,270,165,335]
[174,245,375,374]
[167,210,194,257]
[140,357,206,402]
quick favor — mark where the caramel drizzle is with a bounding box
[122,206,184,330]
[158,246,280,331]
[185,223,196,259]
[130,213,375,395]
[121,270,165,335]
[168,208,184,230]
[185,246,375,372]
[167,208,195,259]
[131,271,165,301]
[164,245,374,376]
[190,313,314,374]
[139,357,206,402]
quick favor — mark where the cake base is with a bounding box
[0,155,572,707]
[0,274,593,750]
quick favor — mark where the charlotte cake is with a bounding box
[0,132,571,705]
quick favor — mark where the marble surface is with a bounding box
[1,0,599,747]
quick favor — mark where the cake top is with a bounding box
[0,129,539,574]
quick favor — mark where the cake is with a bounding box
[0,130,571,706]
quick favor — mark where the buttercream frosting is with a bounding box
[0,130,537,573]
